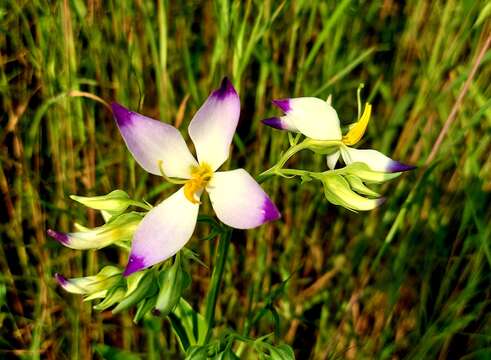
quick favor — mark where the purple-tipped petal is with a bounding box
[207,169,281,229]
[272,99,291,113]
[54,273,68,287]
[123,187,199,276]
[111,102,197,179]
[387,162,417,173]
[213,77,236,99]
[262,197,281,223]
[262,117,286,130]
[123,255,147,277]
[342,147,414,173]
[278,97,342,140]
[47,229,70,245]
[188,77,240,171]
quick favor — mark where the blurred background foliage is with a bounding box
[1,0,491,358]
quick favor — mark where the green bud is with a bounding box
[133,296,157,323]
[112,270,157,314]
[341,162,400,184]
[93,286,126,311]
[70,190,131,216]
[154,255,189,316]
[322,173,384,211]
[345,175,380,197]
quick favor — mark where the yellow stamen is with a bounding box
[342,103,372,146]
[183,163,213,204]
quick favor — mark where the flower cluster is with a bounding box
[48,78,413,357]
[261,95,414,210]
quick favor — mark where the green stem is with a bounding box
[257,139,342,183]
[257,140,310,183]
[203,227,232,343]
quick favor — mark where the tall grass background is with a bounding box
[1,0,490,358]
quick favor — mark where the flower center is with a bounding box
[184,163,213,204]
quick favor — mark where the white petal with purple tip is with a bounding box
[206,169,280,229]
[284,97,342,141]
[262,116,299,132]
[112,103,197,179]
[188,78,240,171]
[124,187,199,276]
[341,147,413,173]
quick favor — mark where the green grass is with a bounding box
[1,0,491,358]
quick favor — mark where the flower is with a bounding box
[262,97,415,173]
[112,78,280,276]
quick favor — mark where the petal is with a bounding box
[341,147,415,173]
[124,188,200,276]
[326,150,340,170]
[261,116,299,132]
[273,97,342,141]
[206,169,280,229]
[188,78,240,171]
[112,102,197,179]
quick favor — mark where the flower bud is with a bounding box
[133,296,157,323]
[70,190,131,214]
[341,162,400,184]
[47,212,142,250]
[112,270,157,314]
[93,286,126,311]
[55,266,122,297]
[321,173,384,211]
[344,175,380,198]
[153,255,190,317]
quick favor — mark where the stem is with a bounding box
[203,227,232,343]
[257,140,310,183]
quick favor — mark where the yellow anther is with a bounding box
[342,103,372,146]
[183,163,213,204]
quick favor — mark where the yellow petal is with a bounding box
[342,103,372,146]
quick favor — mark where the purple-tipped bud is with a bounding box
[272,99,291,113]
[54,273,68,287]
[262,117,285,130]
[388,161,417,173]
[47,229,70,245]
